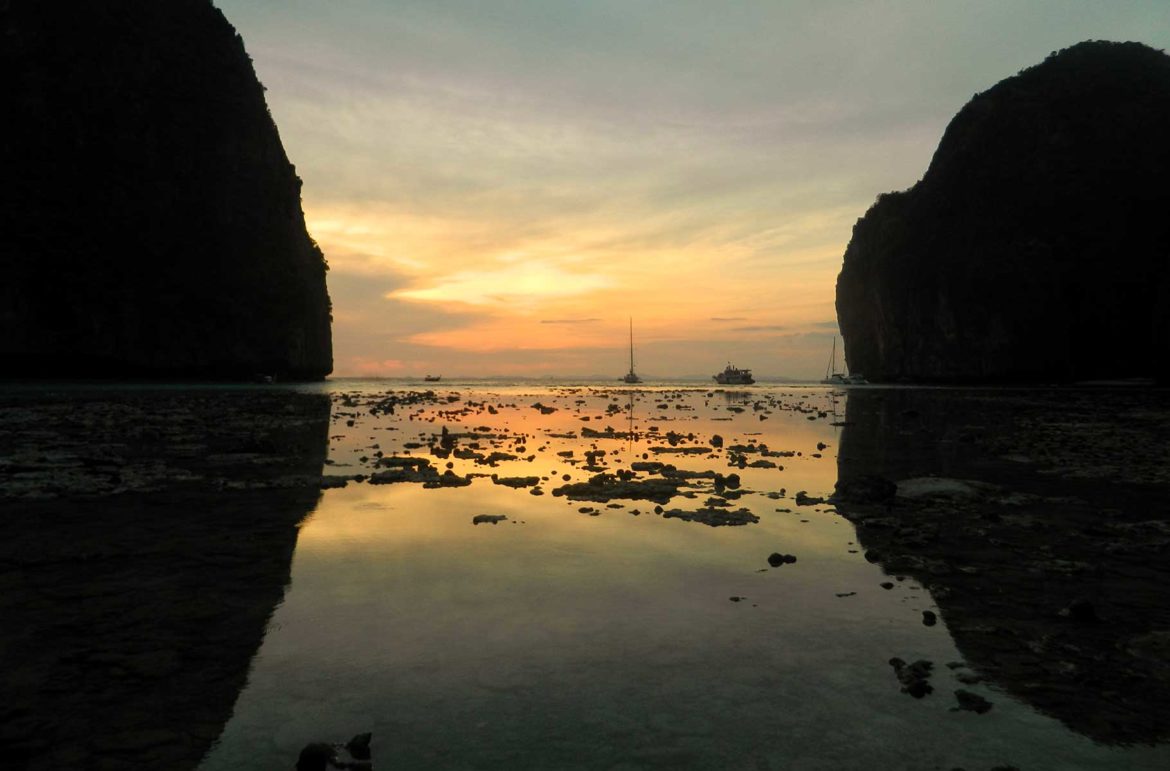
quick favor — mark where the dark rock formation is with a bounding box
[1,0,332,380]
[837,41,1170,383]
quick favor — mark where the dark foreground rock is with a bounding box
[1,0,332,379]
[836,41,1170,383]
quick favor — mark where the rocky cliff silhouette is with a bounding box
[1,0,332,380]
[836,41,1170,383]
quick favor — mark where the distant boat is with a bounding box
[620,317,642,384]
[821,337,866,385]
[714,363,754,385]
[424,375,441,382]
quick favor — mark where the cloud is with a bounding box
[215,0,1170,380]
[392,262,611,307]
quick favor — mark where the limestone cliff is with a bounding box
[836,41,1170,383]
[1,0,332,379]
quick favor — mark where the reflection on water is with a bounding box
[0,389,330,770]
[4,384,1170,769]
[835,387,1170,746]
[200,385,1168,770]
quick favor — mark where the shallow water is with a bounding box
[182,383,1170,770]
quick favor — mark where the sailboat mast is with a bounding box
[629,317,635,372]
[826,337,836,379]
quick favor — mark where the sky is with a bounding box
[215,0,1170,379]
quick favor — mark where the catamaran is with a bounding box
[620,318,642,384]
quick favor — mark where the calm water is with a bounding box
[178,381,1168,770]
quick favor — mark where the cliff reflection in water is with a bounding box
[833,387,1170,745]
[0,389,331,770]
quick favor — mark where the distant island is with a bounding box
[0,0,332,380]
[836,41,1170,384]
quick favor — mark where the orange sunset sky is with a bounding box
[216,0,1170,379]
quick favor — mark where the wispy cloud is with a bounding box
[216,0,1170,379]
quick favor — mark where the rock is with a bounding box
[953,689,993,714]
[1058,598,1099,623]
[794,491,826,507]
[896,477,995,500]
[768,552,798,567]
[922,610,938,627]
[710,434,724,447]
[491,475,540,488]
[889,657,934,698]
[296,743,337,771]
[661,506,759,527]
[1,0,332,379]
[551,473,683,504]
[346,732,372,761]
[836,41,1170,383]
[472,514,507,525]
[833,475,897,504]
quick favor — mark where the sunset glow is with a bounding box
[217,0,1169,378]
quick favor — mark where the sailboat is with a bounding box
[620,318,642,384]
[821,337,866,385]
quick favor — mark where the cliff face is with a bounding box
[1,0,332,379]
[836,42,1170,383]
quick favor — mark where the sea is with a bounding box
[3,378,1169,770]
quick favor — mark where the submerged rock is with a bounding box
[472,514,507,525]
[953,689,993,714]
[551,473,683,504]
[889,657,934,698]
[662,506,759,527]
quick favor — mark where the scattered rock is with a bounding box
[794,491,825,506]
[832,475,897,504]
[953,689,993,714]
[472,514,507,525]
[662,507,759,527]
[889,657,934,698]
[491,475,540,488]
[1058,598,1099,624]
[767,552,798,567]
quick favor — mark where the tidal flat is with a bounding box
[2,382,1170,770]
